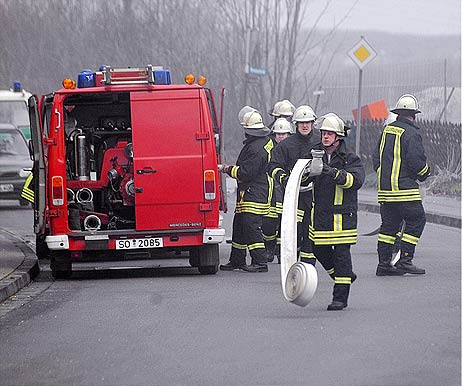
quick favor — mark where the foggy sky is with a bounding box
[307,0,461,36]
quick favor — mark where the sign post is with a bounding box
[348,36,377,155]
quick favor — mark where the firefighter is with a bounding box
[309,113,365,311]
[262,117,293,263]
[373,94,430,276]
[267,105,320,265]
[218,110,273,273]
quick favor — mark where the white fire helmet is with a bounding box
[271,118,294,134]
[318,113,348,137]
[275,100,296,117]
[390,94,421,115]
[269,101,283,117]
[238,105,257,125]
[292,105,317,123]
[242,110,270,137]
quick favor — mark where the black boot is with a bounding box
[220,261,246,271]
[327,284,350,311]
[241,263,268,273]
[376,254,404,276]
[395,252,426,274]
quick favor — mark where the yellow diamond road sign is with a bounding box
[348,37,377,69]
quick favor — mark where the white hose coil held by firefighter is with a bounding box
[280,152,324,307]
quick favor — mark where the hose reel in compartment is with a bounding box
[66,125,135,231]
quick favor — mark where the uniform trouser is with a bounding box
[377,201,426,265]
[230,212,267,265]
[298,193,315,264]
[314,244,352,303]
[262,214,279,254]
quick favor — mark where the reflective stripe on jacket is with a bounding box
[372,117,430,203]
[226,135,273,215]
[309,142,365,245]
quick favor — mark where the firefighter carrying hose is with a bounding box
[267,105,320,265]
[373,94,430,276]
[218,110,273,273]
[309,113,365,311]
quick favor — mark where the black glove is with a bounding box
[322,164,338,178]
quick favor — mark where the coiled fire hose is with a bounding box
[280,153,324,307]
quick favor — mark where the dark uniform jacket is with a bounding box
[267,129,321,221]
[309,141,365,245]
[372,116,430,203]
[224,135,273,215]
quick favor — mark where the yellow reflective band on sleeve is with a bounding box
[297,208,304,223]
[335,276,352,285]
[378,233,396,245]
[262,232,277,241]
[248,242,265,251]
[231,166,239,179]
[418,163,429,176]
[231,241,247,250]
[339,172,354,189]
[326,267,335,275]
[235,201,270,215]
[401,232,419,245]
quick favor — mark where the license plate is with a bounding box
[0,184,14,192]
[116,237,163,250]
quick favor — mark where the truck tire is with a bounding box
[36,234,50,260]
[50,251,72,279]
[197,244,219,275]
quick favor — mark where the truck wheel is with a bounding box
[50,252,72,279]
[198,244,219,275]
[188,248,200,268]
[36,234,50,260]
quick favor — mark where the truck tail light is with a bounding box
[204,170,216,200]
[52,176,64,206]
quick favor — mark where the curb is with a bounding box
[0,231,40,304]
[358,202,461,229]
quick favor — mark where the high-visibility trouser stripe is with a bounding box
[21,189,34,202]
[335,276,352,285]
[326,267,335,275]
[262,232,277,241]
[309,227,358,245]
[418,163,429,176]
[271,167,285,181]
[232,242,247,250]
[378,233,396,245]
[300,251,316,259]
[248,242,265,251]
[339,172,354,189]
[230,166,239,179]
[401,232,419,245]
[236,202,270,215]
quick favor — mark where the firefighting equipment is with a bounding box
[391,94,421,115]
[238,105,257,125]
[292,105,316,123]
[318,113,348,137]
[271,118,293,134]
[217,164,230,173]
[280,158,323,306]
[242,111,271,137]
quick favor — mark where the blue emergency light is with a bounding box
[13,81,21,92]
[154,70,171,85]
[77,70,96,88]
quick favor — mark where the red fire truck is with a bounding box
[29,65,226,278]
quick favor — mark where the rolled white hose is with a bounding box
[280,156,323,307]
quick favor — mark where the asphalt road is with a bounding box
[0,203,460,386]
